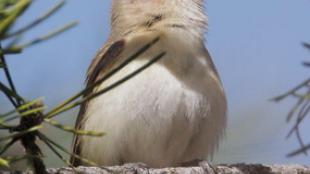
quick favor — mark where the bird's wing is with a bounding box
[70,30,162,166]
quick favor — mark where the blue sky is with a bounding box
[1,0,310,167]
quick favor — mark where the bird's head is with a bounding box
[110,0,207,38]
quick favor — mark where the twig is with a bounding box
[0,46,21,54]
[1,98,44,123]
[0,1,80,173]
[37,132,98,166]
[0,157,9,168]
[47,51,166,119]
[4,106,45,123]
[0,122,16,130]
[287,143,310,157]
[302,42,310,50]
[44,118,105,136]
[0,125,42,142]
[0,0,31,36]
[272,78,310,102]
[274,78,310,156]
[0,109,17,119]
[18,21,78,49]
[21,132,47,174]
[0,43,21,106]
[2,0,66,39]
[38,133,73,168]
[0,81,24,105]
[6,154,38,165]
[0,138,18,156]
[46,37,161,118]
[303,62,310,67]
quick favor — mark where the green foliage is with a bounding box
[0,0,77,54]
[0,0,31,37]
[0,0,79,172]
[273,42,310,157]
[0,157,9,168]
[0,1,166,173]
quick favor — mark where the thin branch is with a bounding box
[4,34,22,49]
[1,98,44,123]
[0,122,16,130]
[47,51,166,119]
[38,133,74,168]
[0,108,17,119]
[37,132,99,167]
[273,77,310,156]
[44,118,105,136]
[2,0,66,39]
[4,106,45,123]
[287,99,310,137]
[302,42,310,50]
[0,138,18,156]
[0,81,17,107]
[0,46,21,54]
[0,157,9,168]
[0,43,21,106]
[303,62,310,67]
[272,78,310,102]
[46,36,161,118]
[6,154,38,165]
[295,127,308,156]
[287,143,310,157]
[0,0,31,36]
[0,125,42,142]
[286,97,305,122]
[0,81,24,101]
[18,21,78,49]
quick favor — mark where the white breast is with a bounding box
[80,33,226,167]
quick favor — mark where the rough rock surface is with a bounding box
[1,163,309,174]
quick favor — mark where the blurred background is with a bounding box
[0,0,309,170]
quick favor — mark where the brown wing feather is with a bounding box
[70,29,162,166]
[87,40,125,85]
[70,40,125,166]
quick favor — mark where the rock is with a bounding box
[2,163,309,174]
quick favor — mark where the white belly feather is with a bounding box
[80,51,226,167]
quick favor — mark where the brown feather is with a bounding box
[70,40,125,166]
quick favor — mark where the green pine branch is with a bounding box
[0,1,166,173]
[273,42,310,157]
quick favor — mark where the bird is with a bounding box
[70,0,227,168]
